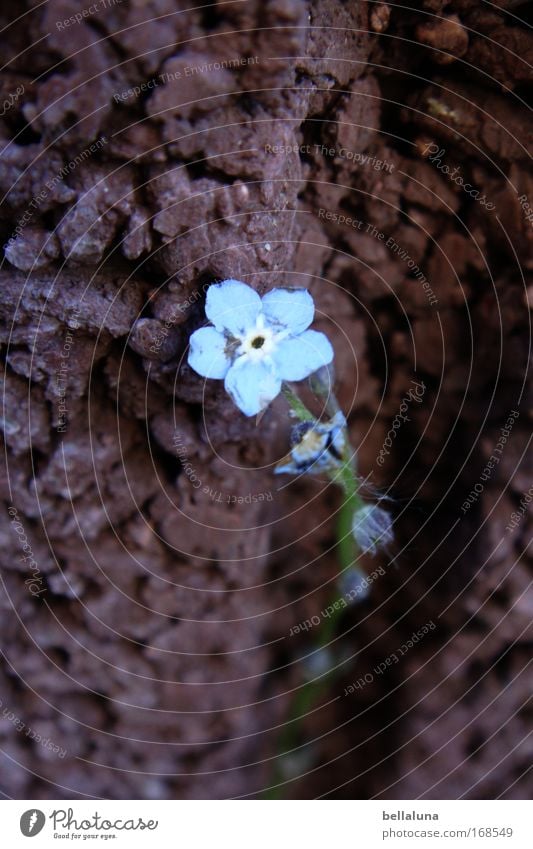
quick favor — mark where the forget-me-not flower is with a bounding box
[188,279,334,416]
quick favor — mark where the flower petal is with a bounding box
[205,279,262,337]
[261,287,314,334]
[272,330,334,381]
[224,357,281,416]
[188,326,232,379]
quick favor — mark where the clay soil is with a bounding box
[0,0,532,799]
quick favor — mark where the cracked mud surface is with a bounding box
[0,0,531,799]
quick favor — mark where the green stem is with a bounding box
[264,673,333,798]
[281,382,315,421]
[337,478,363,570]
[308,366,339,419]
[265,381,366,798]
[331,438,364,570]
[282,378,365,587]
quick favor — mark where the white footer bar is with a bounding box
[3,800,530,848]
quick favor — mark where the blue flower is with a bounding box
[351,504,394,555]
[188,279,334,416]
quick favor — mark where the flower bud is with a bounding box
[338,566,371,602]
[301,647,334,681]
[351,504,393,555]
[275,411,347,475]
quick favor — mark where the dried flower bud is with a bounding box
[351,504,394,555]
[302,648,335,681]
[289,420,313,448]
[338,566,371,602]
[275,411,347,475]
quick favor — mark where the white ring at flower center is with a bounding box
[238,321,277,361]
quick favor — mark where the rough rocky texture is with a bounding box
[0,0,531,799]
